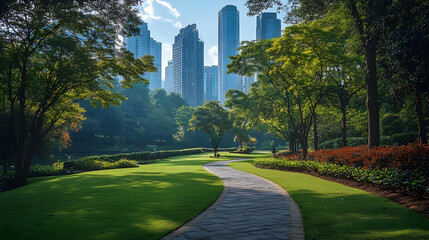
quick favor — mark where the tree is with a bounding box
[189,102,233,157]
[228,22,340,159]
[0,0,155,187]
[378,0,429,144]
[245,0,388,147]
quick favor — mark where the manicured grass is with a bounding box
[229,160,429,240]
[0,153,237,240]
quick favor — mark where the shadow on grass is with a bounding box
[0,163,223,240]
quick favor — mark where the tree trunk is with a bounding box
[365,39,380,148]
[301,139,308,160]
[341,106,348,147]
[313,113,319,151]
[416,88,427,144]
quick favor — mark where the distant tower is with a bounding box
[218,5,240,104]
[204,65,219,102]
[165,60,174,93]
[125,22,162,90]
[173,24,204,107]
[256,12,281,41]
[149,37,162,90]
[126,22,150,58]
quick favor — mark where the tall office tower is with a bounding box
[126,23,150,58]
[242,75,255,94]
[165,60,174,93]
[204,65,219,102]
[173,24,204,107]
[218,5,240,104]
[256,12,281,41]
[149,37,162,90]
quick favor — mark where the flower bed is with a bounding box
[256,143,429,197]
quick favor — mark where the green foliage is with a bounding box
[75,148,204,163]
[74,159,138,171]
[254,158,429,196]
[28,162,66,177]
[320,133,418,149]
[189,102,233,155]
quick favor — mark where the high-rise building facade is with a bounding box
[256,12,281,41]
[173,24,204,107]
[218,5,240,104]
[125,22,162,90]
[165,60,174,93]
[242,75,255,94]
[149,37,162,90]
[126,23,150,58]
[204,65,219,102]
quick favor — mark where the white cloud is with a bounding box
[155,0,180,18]
[174,21,182,29]
[139,0,180,24]
[208,45,218,66]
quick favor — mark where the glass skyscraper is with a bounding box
[165,60,174,93]
[126,23,150,58]
[173,24,204,107]
[204,65,219,102]
[125,22,162,90]
[218,5,240,104]
[149,37,162,90]
[256,12,281,41]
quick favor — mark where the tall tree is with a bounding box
[0,0,155,187]
[245,0,387,147]
[189,102,233,157]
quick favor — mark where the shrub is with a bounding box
[76,148,204,163]
[28,162,66,177]
[319,133,418,149]
[254,157,429,197]
[114,159,138,168]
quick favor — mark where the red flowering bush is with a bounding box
[275,143,429,196]
[281,144,429,173]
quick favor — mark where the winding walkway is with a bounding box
[162,159,304,240]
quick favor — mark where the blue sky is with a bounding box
[136,0,286,80]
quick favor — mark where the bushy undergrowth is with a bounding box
[257,143,429,197]
[255,158,429,197]
[319,132,418,149]
[74,159,138,171]
[28,161,66,177]
[77,148,204,163]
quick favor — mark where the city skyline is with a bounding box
[135,0,286,80]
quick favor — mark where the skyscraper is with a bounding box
[149,37,162,90]
[173,24,204,107]
[256,12,281,41]
[218,5,240,104]
[204,65,219,102]
[165,60,174,93]
[126,23,150,58]
[125,22,162,90]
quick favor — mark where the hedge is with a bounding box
[75,148,204,163]
[254,158,429,197]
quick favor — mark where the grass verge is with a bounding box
[229,160,429,240]
[0,153,237,240]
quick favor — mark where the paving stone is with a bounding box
[169,160,292,240]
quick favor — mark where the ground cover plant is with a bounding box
[0,153,229,240]
[230,161,429,240]
[274,143,429,196]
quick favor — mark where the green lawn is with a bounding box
[0,152,250,240]
[230,160,429,240]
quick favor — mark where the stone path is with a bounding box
[162,159,304,240]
